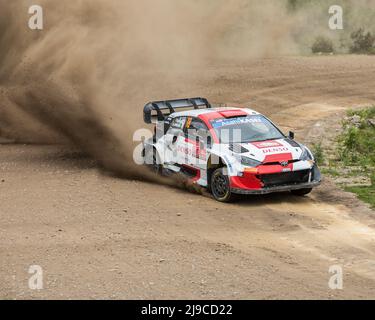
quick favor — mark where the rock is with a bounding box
[352,115,361,122]
[367,119,375,127]
[176,213,182,216]
[348,115,361,127]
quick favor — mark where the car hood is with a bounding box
[230,138,304,163]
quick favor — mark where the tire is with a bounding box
[210,167,236,202]
[291,188,313,196]
[144,147,161,175]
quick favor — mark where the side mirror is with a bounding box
[289,131,295,140]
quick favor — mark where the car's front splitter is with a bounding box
[231,180,321,195]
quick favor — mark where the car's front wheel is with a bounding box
[291,188,313,196]
[210,168,236,202]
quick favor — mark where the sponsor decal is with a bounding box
[262,147,289,154]
[178,145,193,156]
[178,141,206,160]
[211,116,263,128]
[185,117,192,129]
[252,140,283,149]
[172,117,186,129]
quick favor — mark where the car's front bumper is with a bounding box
[230,164,322,195]
[231,180,321,195]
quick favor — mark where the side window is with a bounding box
[185,117,212,147]
[166,117,186,139]
[185,117,208,134]
[171,117,186,130]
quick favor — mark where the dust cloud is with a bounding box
[0,0,293,178]
[0,0,373,178]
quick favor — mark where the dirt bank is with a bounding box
[1,56,375,299]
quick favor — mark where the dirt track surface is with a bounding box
[1,56,375,299]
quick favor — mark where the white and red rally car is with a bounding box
[142,97,321,202]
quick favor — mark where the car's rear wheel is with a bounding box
[291,188,313,196]
[211,168,236,202]
[144,147,161,174]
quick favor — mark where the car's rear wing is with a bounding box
[143,97,211,124]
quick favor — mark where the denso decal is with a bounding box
[262,147,289,154]
[252,140,283,149]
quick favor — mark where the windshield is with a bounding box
[210,115,284,143]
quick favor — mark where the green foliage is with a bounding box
[350,28,375,54]
[287,0,316,11]
[345,185,375,209]
[311,142,325,166]
[321,167,340,177]
[338,107,375,167]
[335,106,375,208]
[285,0,375,55]
[347,107,375,119]
[370,171,375,186]
[311,36,334,54]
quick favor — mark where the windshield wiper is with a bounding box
[241,136,283,143]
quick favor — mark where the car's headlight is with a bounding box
[241,156,262,167]
[299,147,313,161]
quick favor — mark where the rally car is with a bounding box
[142,97,321,202]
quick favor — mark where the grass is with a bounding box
[344,186,375,209]
[320,167,340,177]
[311,142,325,166]
[340,107,375,207]
[338,106,375,167]
[347,107,375,119]
[321,106,375,208]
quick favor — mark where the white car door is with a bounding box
[184,117,210,173]
[163,116,188,168]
